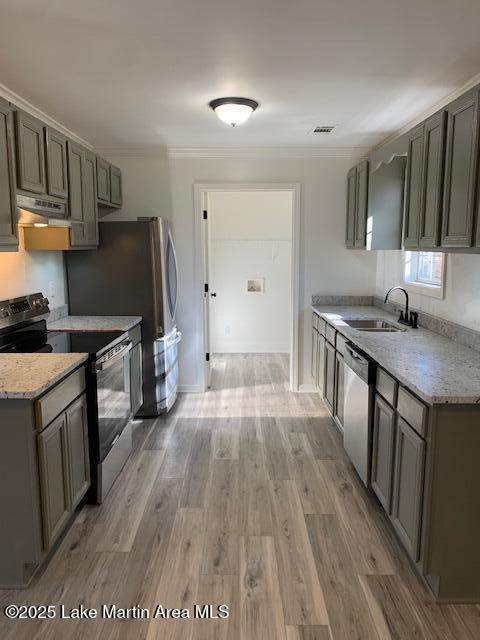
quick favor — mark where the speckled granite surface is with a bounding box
[312,295,374,306]
[47,315,142,332]
[0,354,88,400]
[312,305,480,405]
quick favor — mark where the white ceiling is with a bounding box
[1,0,480,148]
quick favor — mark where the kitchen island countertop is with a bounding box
[0,353,88,400]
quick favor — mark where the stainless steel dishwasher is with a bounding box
[343,342,376,486]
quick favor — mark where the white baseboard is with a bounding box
[211,344,290,353]
[178,384,203,393]
[298,383,317,393]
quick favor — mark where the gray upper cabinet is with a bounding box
[81,150,99,247]
[419,111,447,248]
[15,110,46,195]
[371,394,396,513]
[69,145,99,248]
[442,87,479,248]
[67,141,84,223]
[345,166,357,248]
[354,160,369,248]
[37,413,71,551]
[96,157,122,209]
[346,161,369,249]
[0,98,18,250]
[45,127,68,199]
[110,164,122,207]
[391,416,426,562]
[403,124,424,248]
[96,157,110,203]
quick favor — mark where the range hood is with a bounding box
[17,194,71,227]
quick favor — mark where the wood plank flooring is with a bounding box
[1,353,480,639]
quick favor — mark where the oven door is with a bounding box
[94,339,132,461]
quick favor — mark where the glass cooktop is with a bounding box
[0,320,124,357]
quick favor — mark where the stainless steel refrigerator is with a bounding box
[66,218,181,416]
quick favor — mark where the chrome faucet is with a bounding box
[384,286,416,327]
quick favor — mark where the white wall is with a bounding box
[0,230,66,308]
[98,150,378,391]
[376,250,480,331]
[208,191,292,353]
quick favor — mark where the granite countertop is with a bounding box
[47,315,142,332]
[312,305,480,405]
[0,354,88,400]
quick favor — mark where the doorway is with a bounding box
[194,184,300,392]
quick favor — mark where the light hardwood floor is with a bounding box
[1,353,480,639]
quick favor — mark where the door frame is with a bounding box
[193,182,301,392]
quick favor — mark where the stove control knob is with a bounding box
[0,308,10,318]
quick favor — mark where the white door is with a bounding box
[202,193,211,388]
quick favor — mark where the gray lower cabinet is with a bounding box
[316,332,325,392]
[130,342,144,415]
[442,87,479,248]
[69,144,99,248]
[38,391,90,551]
[65,395,90,510]
[14,109,46,194]
[0,368,91,587]
[311,327,318,383]
[0,98,18,250]
[45,127,68,199]
[334,352,345,431]
[37,413,71,550]
[323,340,335,412]
[391,416,426,562]
[371,394,396,512]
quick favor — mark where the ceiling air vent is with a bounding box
[313,125,336,134]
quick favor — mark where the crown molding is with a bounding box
[168,146,368,159]
[96,145,369,159]
[0,82,92,149]
[371,71,480,153]
[94,146,169,159]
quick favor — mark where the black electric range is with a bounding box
[0,293,133,504]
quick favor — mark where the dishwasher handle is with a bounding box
[344,343,375,384]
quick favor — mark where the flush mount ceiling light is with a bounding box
[209,97,259,127]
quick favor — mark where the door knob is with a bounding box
[210,292,217,297]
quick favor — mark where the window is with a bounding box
[404,251,446,299]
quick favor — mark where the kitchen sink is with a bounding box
[344,319,404,332]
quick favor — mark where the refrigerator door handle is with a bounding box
[149,218,164,341]
[166,228,179,321]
